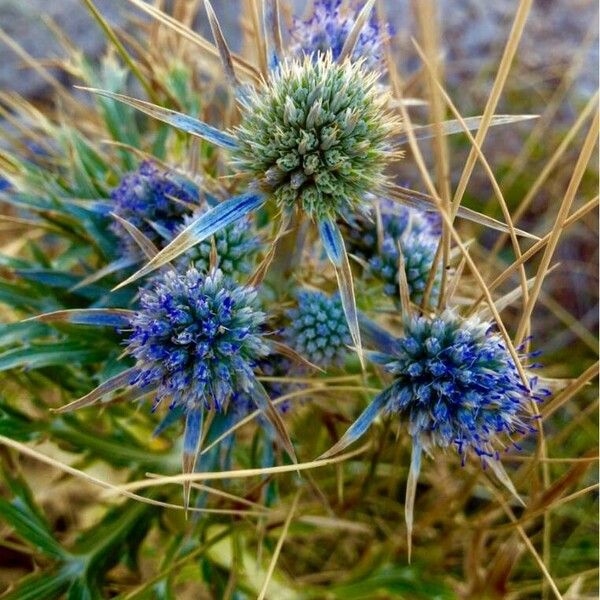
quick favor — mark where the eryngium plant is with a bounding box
[233,53,394,220]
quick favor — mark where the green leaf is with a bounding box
[0,470,66,560]
[0,342,106,372]
[0,569,72,600]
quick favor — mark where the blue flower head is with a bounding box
[372,311,540,460]
[126,267,269,413]
[345,200,436,261]
[111,161,198,257]
[290,0,389,70]
[286,290,352,367]
[369,233,441,305]
[176,212,260,278]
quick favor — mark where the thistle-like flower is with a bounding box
[322,310,544,556]
[111,161,198,257]
[344,200,435,261]
[290,0,388,71]
[368,233,441,305]
[127,267,269,414]
[177,212,260,278]
[233,53,395,221]
[373,311,540,458]
[286,291,352,367]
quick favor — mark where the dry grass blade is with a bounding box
[111,213,159,259]
[81,0,156,101]
[105,443,371,495]
[337,0,376,63]
[0,435,264,516]
[126,0,260,82]
[257,491,300,600]
[542,362,599,420]
[390,79,531,389]
[515,111,599,344]
[451,0,534,210]
[470,196,600,313]
[203,0,240,88]
[488,484,564,600]
[396,240,412,317]
[490,91,599,259]
[412,39,529,308]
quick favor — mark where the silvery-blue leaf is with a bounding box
[263,0,283,69]
[247,373,297,463]
[319,387,393,459]
[54,367,139,413]
[359,313,399,355]
[319,217,343,266]
[182,408,204,514]
[405,440,422,563]
[114,192,266,290]
[319,218,363,366]
[76,87,238,150]
[32,308,134,328]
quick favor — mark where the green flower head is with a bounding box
[233,53,396,220]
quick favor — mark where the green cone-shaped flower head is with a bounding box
[233,53,396,220]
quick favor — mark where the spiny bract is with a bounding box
[369,311,539,460]
[286,290,352,367]
[127,267,269,413]
[290,0,388,71]
[233,53,396,220]
[110,161,198,257]
[176,212,260,278]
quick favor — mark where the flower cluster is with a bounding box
[290,0,388,71]
[369,311,539,460]
[126,268,269,413]
[177,212,260,278]
[111,161,198,257]
[233,53,395,220]
[286,290,351,367]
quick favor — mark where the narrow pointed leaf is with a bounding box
[111,213,159,259]
[76,87,238,149]
[269,341,324,373]
[319,218,363,367]
[488,458,525,507]
[263,0,283,69]
[248,374,297,464]
[0,343,106,372]
[388,186,539,240]
[69,257,137,291]
[318,387,391,460]
[405,440,422,563]
[395,114,538,146]
[31,308,134,328]
[183,408,203,514]
[358,313,399,356]
[53,367,139,413]
[338,0,376,63]
[203,0,239,87]
[114,192,265,289]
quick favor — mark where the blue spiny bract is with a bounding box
[290,0,388,71]
[286,290,352,367]
[111,161,198,257]
[177,212,260,278]
[233,53,396,221]
[127,267,269,413]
